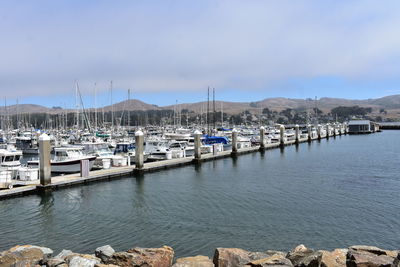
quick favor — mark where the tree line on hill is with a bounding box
[0,105,393,130]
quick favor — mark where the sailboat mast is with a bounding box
[110,81,114,130]
[213,88,216,131]
[75,81,79,129]
[207,87,210,135]
[94,83,97,132]
[127,89,131,127]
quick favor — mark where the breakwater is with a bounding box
[1,243,399,267]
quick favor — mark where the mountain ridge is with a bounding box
[1,95,399,115]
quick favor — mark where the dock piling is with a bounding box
[259,126,265,150]
[39,133,51,186]
[307,124,312,142]
[135,130,144,169]
[326,123,330,139]
[295,124,300,144]
[194,130,202,160]
[317,124,322,140]
[280,125,285,147]
[231,128,238,154]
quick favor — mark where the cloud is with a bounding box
[1,0,400,98]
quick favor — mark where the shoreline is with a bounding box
[1,243,398,267]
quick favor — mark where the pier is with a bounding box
[0,124,352,200]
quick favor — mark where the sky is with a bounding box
[1,0,400,108]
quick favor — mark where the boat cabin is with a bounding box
[0,149,23,169]
[348,120,373,134]
[54,147,85,161]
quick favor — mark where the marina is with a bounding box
[0,123,354,199]
[0,130,397,259]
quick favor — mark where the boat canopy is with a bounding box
[202,135,229,144]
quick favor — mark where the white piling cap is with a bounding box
[280,125,285,129]
[194,130,201,135]
[39,133,50,141]
[260,126,265,130]
[295,124,299,128]
[135,130,144,136]
[232,128,238,133]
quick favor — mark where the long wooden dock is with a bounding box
[0,133,342,200]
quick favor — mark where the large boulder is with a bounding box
[56,249,74,259]
[95,245,116,263]
[349,246,389,256]
[0,245,46,266]
[213,248,276,267]
[286,245,321,267]
[318,249,347,267]
[173,255,214,267]
[247,253,294,267]
[106,246,174,267]
[346,249,395,267]
[65,253,101,267]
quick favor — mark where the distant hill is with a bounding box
[0,104,54,115]
[1,95,400,116]
[101,99,161,112]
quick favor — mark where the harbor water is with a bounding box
[0,130,399,257]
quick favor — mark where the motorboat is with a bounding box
[28,147,96,173]
[145,139,172,161]
[114,142,149,165]
[0,148,23,170]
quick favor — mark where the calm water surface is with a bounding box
[1,131,400,257]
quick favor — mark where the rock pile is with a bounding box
[0,244,398,267]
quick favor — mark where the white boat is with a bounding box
[82,142,121,169]
[145,140,172,161]
[114,142,149,165]
[0,149,23,170]
[28,147,96,173]
[0,169,13,189]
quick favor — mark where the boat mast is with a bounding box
[213,88,216,131]
[94,82,97,132]
[75,81,79,129]
[127,89,130,127]
[207,87,210,135]
[110,80,114,130]
[221,102,223,127]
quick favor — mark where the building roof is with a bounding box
[348,120,370,125]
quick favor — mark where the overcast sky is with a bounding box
[1,0,400,107]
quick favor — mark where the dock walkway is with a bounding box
[0,135,342,199]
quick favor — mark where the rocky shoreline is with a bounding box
[0,244,399,267]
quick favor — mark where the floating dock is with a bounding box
[0,126,349,200]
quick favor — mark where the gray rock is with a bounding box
[68,255,101,267]
[56,249,74,259]
[95,245,115,263]
[287,245,321,267]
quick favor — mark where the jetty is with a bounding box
[0,123,372,200]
